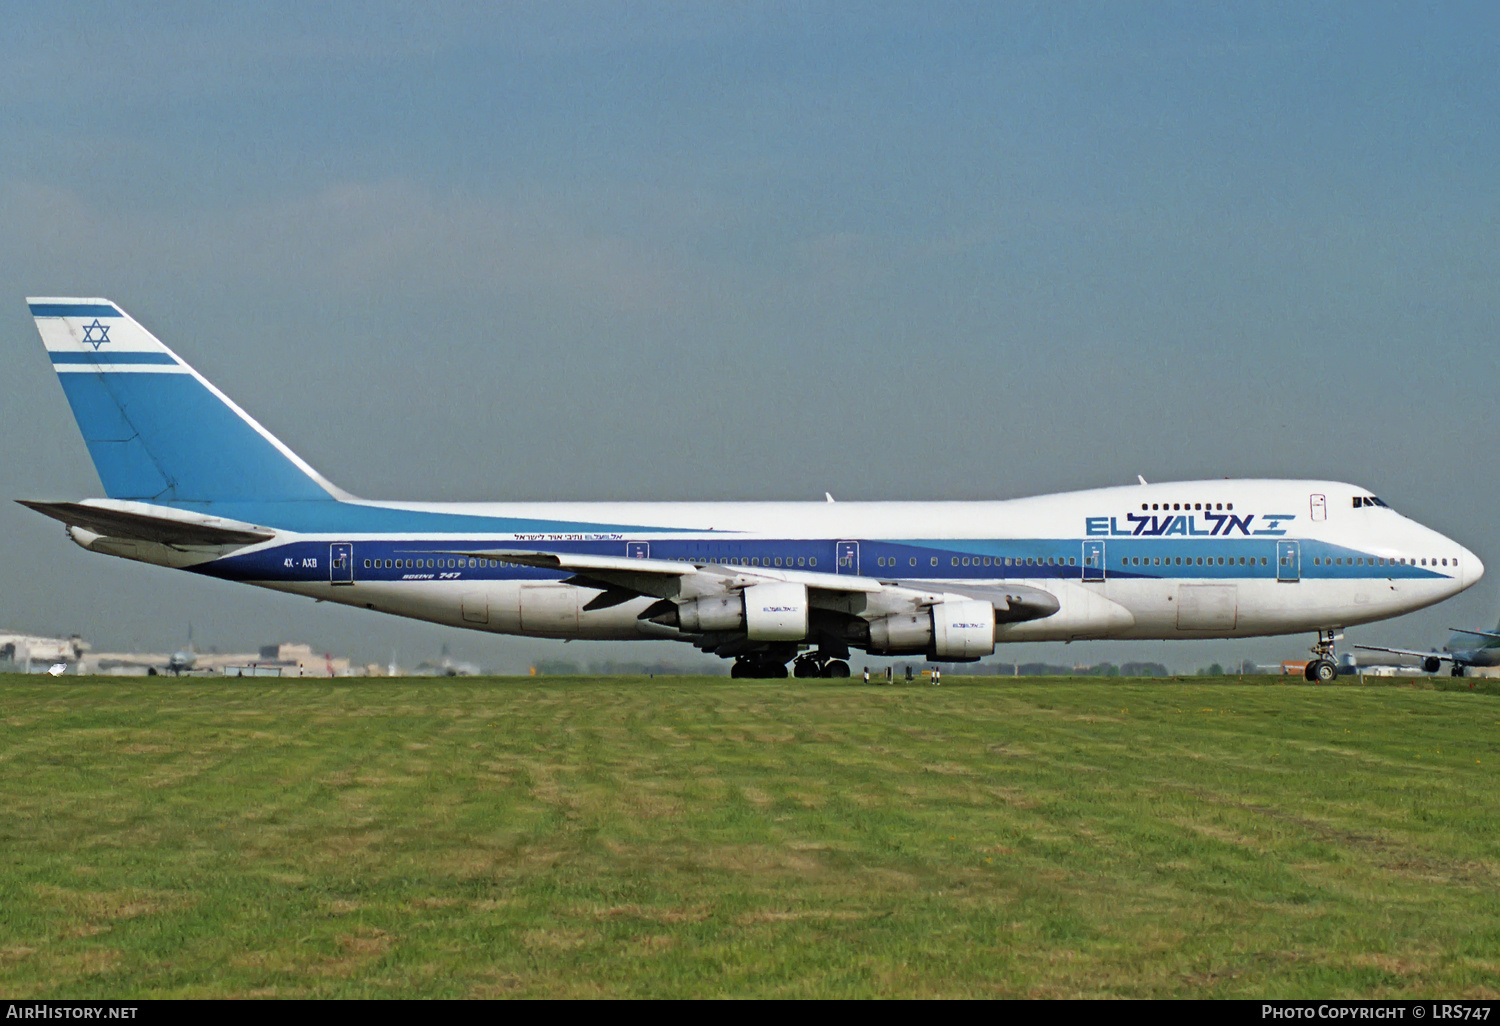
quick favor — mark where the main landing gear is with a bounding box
[1304,628,1341,682]
[730,657,787,679]
[791,654,850,678]
[731,649,852,680]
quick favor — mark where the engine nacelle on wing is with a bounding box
[930,599,996,659]
[742,581,809,641]
[868,610,932,653]
[677,593,745,633]
[868,600,997,660]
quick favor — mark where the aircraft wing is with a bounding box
[455,548,885,599]
[453,547,1058,621]
[18,500,274,546]
[1353,644,1450,662]
[1450,628,1500,641]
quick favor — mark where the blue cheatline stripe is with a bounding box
[50,352,177,365]
[29,303,122,318]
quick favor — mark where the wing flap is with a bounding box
[454,548,885,594]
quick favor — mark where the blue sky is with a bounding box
[3,3,1497,670]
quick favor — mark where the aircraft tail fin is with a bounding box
[28,298,345,504]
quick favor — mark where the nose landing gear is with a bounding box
[1304,628,1341,682]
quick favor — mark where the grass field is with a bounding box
[2,672,1499,998]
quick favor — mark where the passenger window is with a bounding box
[951,557,959,566]
[930,557,938,566]
[909,557,916,567]
[798,557,805,567]
[809,557,817,567]
[1069,557,1076,566]
[363,559,370,568]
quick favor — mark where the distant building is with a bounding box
[0,632,89,672]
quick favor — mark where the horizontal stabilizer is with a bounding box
[18,500,274,546]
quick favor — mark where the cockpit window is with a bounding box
[1353,496,1390,509]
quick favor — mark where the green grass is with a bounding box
[2,673,1499,997]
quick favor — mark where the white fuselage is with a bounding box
[74,478,1481,655]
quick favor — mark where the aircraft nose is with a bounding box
[1464,546,1485,590]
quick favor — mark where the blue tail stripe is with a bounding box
[30,303,122,318]
[51,352,178,365]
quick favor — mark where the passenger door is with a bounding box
[1081,540,1105,582]
[1277,541,1301,582]
[836,541,860,575]
[329,542,353,586]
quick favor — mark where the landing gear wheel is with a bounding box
[1305,629,1342,683]
[1304,662,1317,682]
[730,660,748,679]
[792,658,818,678]
[1452,664,1466,678]
[821,660,850,678]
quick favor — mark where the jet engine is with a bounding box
[676,582,809,641]
[742,582,808,640]
[868,599,996,660]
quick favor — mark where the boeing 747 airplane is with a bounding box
[1356,618,1500,677]
[21,298,1484,680]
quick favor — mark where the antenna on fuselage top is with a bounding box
[1137,475,1148,486]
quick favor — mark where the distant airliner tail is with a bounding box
[27,297,342,504]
